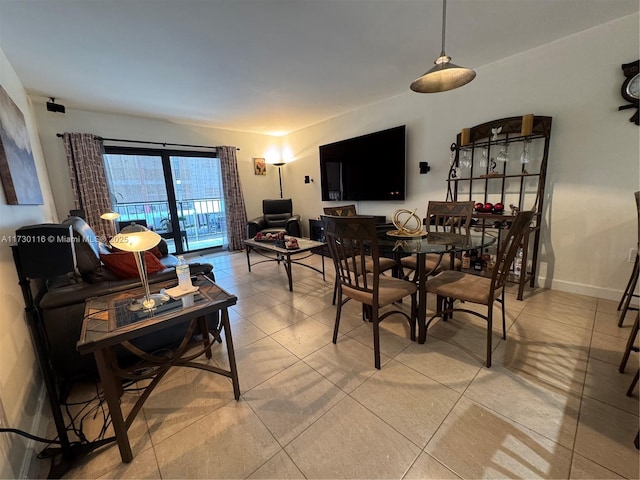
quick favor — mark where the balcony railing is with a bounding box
[113,199,226,251]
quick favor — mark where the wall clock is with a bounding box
[619,60,639,125]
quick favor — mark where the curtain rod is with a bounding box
[56,133,239,151]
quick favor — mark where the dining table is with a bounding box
[377,230,497,343]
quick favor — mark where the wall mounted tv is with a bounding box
[319,125,406,201]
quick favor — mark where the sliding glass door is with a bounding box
[103,147,226,254]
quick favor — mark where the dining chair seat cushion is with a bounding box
[426,270,503,305]
[342,274,417,307]
[369,256,397,273]
[401,253,460,275]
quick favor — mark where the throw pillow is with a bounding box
[100,251,166,279]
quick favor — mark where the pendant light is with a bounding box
[410,0,476,93]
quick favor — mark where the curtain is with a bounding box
[63,133,114,238]
[218,146,247,251]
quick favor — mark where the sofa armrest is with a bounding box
[247,217,266,238]
[286,215,302,237]
[39,262,213,310]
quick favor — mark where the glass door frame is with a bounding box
[104,146,222,255]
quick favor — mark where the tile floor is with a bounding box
[38,250,639,479]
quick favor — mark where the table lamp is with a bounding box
[110,226,163,310]
[100,211,120,234]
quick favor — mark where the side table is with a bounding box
[77,274,240,463]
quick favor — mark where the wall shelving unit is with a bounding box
[447,115,552,300]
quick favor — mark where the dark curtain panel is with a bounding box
[218,146,247,251]
[63,133,114,238]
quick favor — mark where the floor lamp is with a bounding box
[273,162,285,198]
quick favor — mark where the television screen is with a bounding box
[319,125,406,201]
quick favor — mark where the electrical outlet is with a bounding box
[629,248,638,263]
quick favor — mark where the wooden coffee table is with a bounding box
[243,236,326,291]
[77,274,240,463]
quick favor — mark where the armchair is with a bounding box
[247,198,301,238]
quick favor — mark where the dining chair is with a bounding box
[400,200,474,280]
[617,191,640,328]
[323,205,397,304]
[322,215,417,369]
[422,210,535,367]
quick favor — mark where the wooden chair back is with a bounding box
[426,201,474,234]
[321,215,380,302]
[491,210,535,295]
[323,205,357,217]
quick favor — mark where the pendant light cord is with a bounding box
[440,0,447,57]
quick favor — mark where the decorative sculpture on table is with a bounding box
[386,209,426,237]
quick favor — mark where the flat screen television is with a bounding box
[319,125,406,201]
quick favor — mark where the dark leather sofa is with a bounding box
[33,216,216,383]
[246,198,302,238]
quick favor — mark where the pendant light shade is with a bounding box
[410,0,475,93]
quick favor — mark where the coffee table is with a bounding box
[77,274,240,463]
[243,236,326,291]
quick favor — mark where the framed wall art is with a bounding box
[0,85,43,204]
[254,157,266,175]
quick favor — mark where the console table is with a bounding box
[77,274,239,463]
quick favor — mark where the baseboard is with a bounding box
[19,382,47,479]
[538,276,637,302]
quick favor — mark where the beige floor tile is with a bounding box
[311,301,370,334]
[304,336,390,393]
[521,301,595,331]
[573,397,639,479]
[247,450,305,479]
[95,447,161,479]
[464,363,582,448]
[491,337,588,394]
[285,396,420,479]
[593,310,635,339]
[292,290,337,316]
[351,360,460,447]
[596,298,621,315]
[154,400,281,479]
[346,317,414,359]
[142,366,236,445]
[426,313,506,362]
[509,310,593,353]
[527,289,598,310]
[589,330,631,366]
[63,391,153,480]
[569,452,624,479]
[395,337,483,393]
[245,302,309,335]
[270,317,335,358]
[232,291,284,317]
[243,361,346,445]
[425,397,572,479]
[222,336,299,392]
[217,316,267,350]
[404,452,461,479]
[582,357,639,414]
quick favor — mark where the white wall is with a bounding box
[284,13,640,301]
[0,48,57,478]
[33,107,286,224]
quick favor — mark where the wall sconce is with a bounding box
[419,162,431,174]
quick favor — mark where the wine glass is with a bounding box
[496,145,509,163]
[520,140,530,164]
[479,149,488,168]
[461,149,472,169]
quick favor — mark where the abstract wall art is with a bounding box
[0,85,43,204]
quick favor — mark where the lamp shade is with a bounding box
[100,211,120,221]
[110,229,161,253]
[410,56,476,93]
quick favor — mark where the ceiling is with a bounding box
[0,0,637,135]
